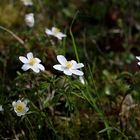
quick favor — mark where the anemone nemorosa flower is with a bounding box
[19,52,45,73]
[45,27,66,40]
[21,0,33,6]
[53,55,84,76]
[25,13,35,27]
[12,100,29,117]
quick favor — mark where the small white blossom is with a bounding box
[53,55,84,76]
[0,105,4,112]
[45,27,66,40]
[19,52,45,73]
[21,0,33,6]
[25,13,35,27]
[79,76,85,85]
[12,100,29,117]
[136,56,140,65]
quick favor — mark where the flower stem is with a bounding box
[70,11,80,63]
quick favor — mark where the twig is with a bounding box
[0,26,24,45]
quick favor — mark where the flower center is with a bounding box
[15,103,25,113]
[28,58,36,65]
[65,61,73,69]
[53,28,60,34]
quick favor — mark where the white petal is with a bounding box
[136,56,140,61]
[71,69,84,76]
[138,62,140,65]
[22,64,31,71]
[73,63,84,69]
[57,55,67,66]
[25,107,29,112]
[52,27,59,33]
[38,64,45,71]
[57,32,66,37]
[71,60,77,64]
[52,27,56,31]
[55,33,66,40]
[24,99,29,105]
[16,111,26,116]
[55,35,62,40]
[17,100,22,103]
[19,56,28,63]
[12,101,16,107]
[35,58,41,63]
[53,64,64,71]
[31,66,40,73]
[45,28,53,35]
[22,111,27,115]
[70,60,77,67]
[16,113,22,117]
[27,52,33,59]
[63,69,72,76]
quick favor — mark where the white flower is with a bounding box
[12,100,29,117]
[45,27,66,40]
[19,52,45,73]
[25,13,35,27]
[21,0,33,6]
[53,55,84,76]
[0,105,4,112]
[136,56,140,65]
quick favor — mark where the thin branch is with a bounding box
[0,26,24,45]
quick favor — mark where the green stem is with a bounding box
[70,29,80,63]
[25,117,35,139]
[62,28,67,55]
[69,11,80,63]
[83,85,111,139]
